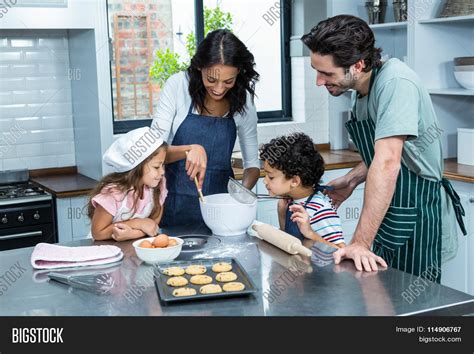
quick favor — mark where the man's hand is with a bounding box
[333,241,388,272]
[326,174,357,210]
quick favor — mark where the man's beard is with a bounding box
[326,77,356,97]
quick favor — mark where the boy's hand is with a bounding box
[112,223,134,241]
[289,204,313,238]
[139,218,158,236]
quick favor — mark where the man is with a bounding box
[301,15,466,282]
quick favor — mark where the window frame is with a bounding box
[110,0,292,134]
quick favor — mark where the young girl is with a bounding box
[87,127,168,241]
[260,133,345,248]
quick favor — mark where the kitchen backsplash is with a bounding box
[0,29,75,171]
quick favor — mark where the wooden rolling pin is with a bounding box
[252,223,312,257]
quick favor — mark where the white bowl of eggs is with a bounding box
[132,234,183,264]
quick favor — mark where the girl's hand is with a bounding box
[186,144,207,189]
[140,218,158,236]
[289,204,313,238]
[112,223,134,241]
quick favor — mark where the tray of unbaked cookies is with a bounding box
[154,257,257,303]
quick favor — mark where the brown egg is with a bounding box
[168,239,178,247]
[139,240,153,248]
[152,234,169,248]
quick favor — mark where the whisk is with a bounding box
[228,177,335,204]
[48,272,115,295]
[228,177,286,204]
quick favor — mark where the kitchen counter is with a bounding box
[233,150,474,184]
[444,158,474,184]
[28,152,474,197]
[31,170,98,198]
[1,225,473,316]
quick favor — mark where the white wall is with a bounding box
[0,29,76,170]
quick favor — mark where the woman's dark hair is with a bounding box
[301,15,382,72]
[259,133,325,189]
[187,29,259,117]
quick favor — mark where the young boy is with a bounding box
[260,132,345,248]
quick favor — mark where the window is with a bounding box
[107,0,291,134]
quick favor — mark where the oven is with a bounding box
[0,197,57,251]
[0,169,57,251]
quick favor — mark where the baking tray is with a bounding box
[154,257,257,304]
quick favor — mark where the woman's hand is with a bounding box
[289,204,313,238]
[186,144,207,189]
[325,175,356,210]
[277,198,290,230]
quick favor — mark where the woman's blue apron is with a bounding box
[161,103,237,227]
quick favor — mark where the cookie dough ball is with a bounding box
[215,272,238,282]
[189,274,213,285]
[172,287,197,297]
[212,262,232,273]
[223,282,246,292]
[166,276,188,287]
[162,266,185,276]
[199,284,223,294]
[185,265,207,275]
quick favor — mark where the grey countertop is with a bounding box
[1,225,473,316]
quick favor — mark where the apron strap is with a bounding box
[441,178,467,235]
[315,184,334,192]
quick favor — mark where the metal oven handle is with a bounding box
[0,231,43,241]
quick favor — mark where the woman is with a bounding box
[151,29,261,227]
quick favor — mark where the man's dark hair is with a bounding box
[301,15,382,72]
[259,133,325,189]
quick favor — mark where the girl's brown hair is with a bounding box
[87,143,168,220]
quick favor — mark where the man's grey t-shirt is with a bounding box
[351,58,458,262]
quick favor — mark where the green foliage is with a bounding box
[150,6,233,87]
[185,6,233,58]
[149,48,187,88]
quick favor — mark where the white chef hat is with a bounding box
[103,127,165,173]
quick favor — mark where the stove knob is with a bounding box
[34,211,40,220]
[17,213,24,222]
[1,215,7,224]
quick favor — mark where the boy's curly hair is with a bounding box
[259,132,325,189]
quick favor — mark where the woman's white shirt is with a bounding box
[150,71,260,169]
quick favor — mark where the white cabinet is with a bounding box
[2,0,97,29]
[441,181,474,295]
[56,195,91,243]
[323,168,365,244]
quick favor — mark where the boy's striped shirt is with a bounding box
[291,192,344,245]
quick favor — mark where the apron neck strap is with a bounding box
[352,65,381,120]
